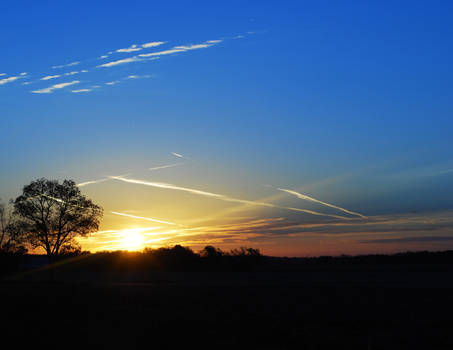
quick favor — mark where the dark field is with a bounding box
[2,257,453,350]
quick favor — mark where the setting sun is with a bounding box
[119,228,146,251]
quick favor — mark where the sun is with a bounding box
[119,228,146,251]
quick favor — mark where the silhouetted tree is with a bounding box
[0,198,26,253]
[230,247,262,257]
[13,178,103,266]
[200,245,224,258]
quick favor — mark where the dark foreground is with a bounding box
[2,266,453,349]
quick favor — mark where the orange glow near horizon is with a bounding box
[119,228,147,251]
[75,208,453,257]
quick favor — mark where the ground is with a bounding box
[2,266,453,349]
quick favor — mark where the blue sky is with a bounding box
[1,1,453,255]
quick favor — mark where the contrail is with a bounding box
[149,163,183,171]
[172,152,184,158]
[109,176,348,220]
[110,211,182,226]
[77,178,110,187]
[38,194,89,209]
[278,188,367,219]
[76,173,130,187]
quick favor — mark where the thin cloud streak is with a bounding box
[0,73,27,85]
[116,45,142,53]
[52,61,80,69]
[41,75,61,80]
[138,40,221,58]
[109,176,348,219]
[31,80,79,94]
[116,41,165,53]
[149,163,184,171]
[97,56,141,68]
[98,39,222,69]
[278,188,367,218]
[72,89,92,93]
[110,211,182,226]
[142,41,166,48]
[77,178,110,187]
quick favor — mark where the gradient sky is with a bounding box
[1,1,453,256]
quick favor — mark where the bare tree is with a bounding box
[0,198,24,253]
[13,178,103,264]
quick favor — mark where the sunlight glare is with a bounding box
[119,228,146,251]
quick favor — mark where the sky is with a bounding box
[1,0,453,256]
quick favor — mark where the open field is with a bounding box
[2,263,453,349]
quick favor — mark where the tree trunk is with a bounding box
[47,253,56,282]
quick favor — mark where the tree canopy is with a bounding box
[13,178,103,260]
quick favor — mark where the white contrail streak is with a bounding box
[77,178,110,187]
[109,176,348,220]
[278,188,367,218]
[149,163,183,171]
[110,211,182,226]
[77,173,130,187]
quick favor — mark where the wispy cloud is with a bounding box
[0,76,21,85]
[172,152,184,158]
[115,41,166,54]
[52,61,80,69]
[278,188,367,218]
[109,176,348,219]
[138,48,186,57]
[79,209,453,252]
[142,41,166,48]
[0,73,27,85]
[97,56,142,68]
[31,80,79,94]
[64,71,80,76]
[77,178,110,187]
[4,35,241,96]
[98,39,221,69]
[41,74,61,80]
[72,89,92,93]
[139,40,221,58]
[149,163,183,171]
[110,211,181,226]
[116,45,142,53]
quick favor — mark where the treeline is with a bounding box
[0,245,264,276]
[4,246,453,277]
[62,245,264,272]
[274,250,453,265]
